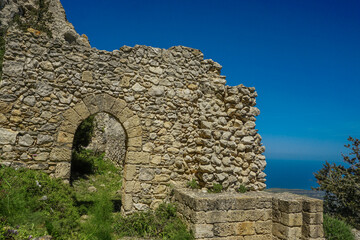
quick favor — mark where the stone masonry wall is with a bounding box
[0,18,265,212]
[174,189,325,240]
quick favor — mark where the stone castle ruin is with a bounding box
[0,1,324,239]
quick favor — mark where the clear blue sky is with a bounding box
[61,0,360,162]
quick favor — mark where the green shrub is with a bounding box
[314,137,360,228]
[187,179,200,189]
[73,115,95,151]
[237,185,248,193]
[208,183,223,193]
[0,165,80,239]
[114,203,193,240]
[323,214,355,240]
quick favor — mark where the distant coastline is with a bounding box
[265,188,325,200]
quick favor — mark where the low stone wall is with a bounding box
[173,189,324,240]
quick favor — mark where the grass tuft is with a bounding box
[324,214,355,240]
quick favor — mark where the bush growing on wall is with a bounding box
[314,137,360,228]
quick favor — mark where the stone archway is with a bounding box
[50,93,143,212]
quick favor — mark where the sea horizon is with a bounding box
[265,158,344,190]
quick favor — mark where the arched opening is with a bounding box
[70,112,127,212]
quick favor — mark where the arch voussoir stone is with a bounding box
[62,108,82,127]
[73,101,91,120]
[123,115,141,130]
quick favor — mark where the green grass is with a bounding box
[0,165,81,239]
[324,214,355,240]
[237,185,248,193]
[208,183,223,193]
[114,203,194,240]
[186,179,200,189]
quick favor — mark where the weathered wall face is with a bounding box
[0,26,266,212]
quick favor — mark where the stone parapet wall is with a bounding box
[173,189,325,240]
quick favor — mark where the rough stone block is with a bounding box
[302,224,324,238]
[50,147,71,161]
[123,115,141,129]
[123,165,137,180]
[128,136,142,148]
[235,222,255,236]
[111,99,127,117]
[0,128,18,145]
[62,108,82,126]
[117,107,134,123]
[122,194,133,211]
[57,131,74,144]
[193,224,214,238]
[127,126,142,138]
[54,162,71,179]
[73,101,90,119]
[126,151,150,164]
[83,94,100,114]
[254,221,272,234]
[303,199,323,213]
[303,212,323,225]
[278,199,302,213]
[279,212,302,227]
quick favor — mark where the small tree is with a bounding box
[314,137,360,228]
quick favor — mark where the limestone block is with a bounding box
[122,194,133,211]
[123,165,137,180]
[23,96,36,106]
[62,108,82,126]
[149,66,163,75]
[154,174,170,182]
[132,83,146,92]
[123,115,141,130]
[111,99,127,117]
[40,61,54,71]
[278,199,302,213]
[54,162,71,179]
[0,113,8,123]
[34,152,49,161]
[57,131,74,143]
[303,199,323,213]
[117,107,134,123]
[126,152,150,165]
[29,163,49,170]
[192,224,214,238]
[83,94,100,114]
[102,94,116,112]
[73,101,91,119]
[0,128,18,145]
[59,121,78,134]
[82,71,94,82]
[254,221,272,235]
[235,222,255,236]
[279,212,302,227]
[127,126,142,138]
[302,224,324,238]
[19,134,34,147]
[303,212,323,225]
[50,147,71,161]
[139,168,155,181]
[213,222,236,237]
[128,136,142,148]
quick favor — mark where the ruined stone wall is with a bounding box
[0,24,265,211]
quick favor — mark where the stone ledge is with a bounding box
[173,189,325,240]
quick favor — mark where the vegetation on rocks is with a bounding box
[323,214,355,240]
[314,137,360,228]
[13,0,53,37]
[115,203,194,240]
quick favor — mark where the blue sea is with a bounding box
[265,159,343,190]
